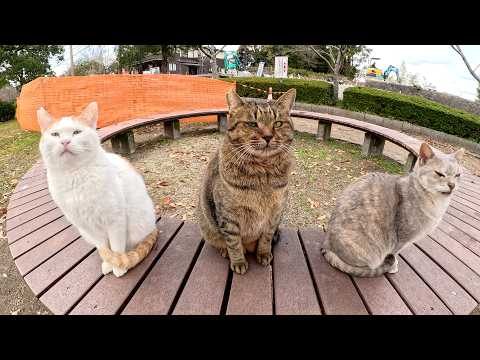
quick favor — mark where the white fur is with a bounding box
[38,103,156,277]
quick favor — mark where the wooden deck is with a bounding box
[6,110,480,315]
[7,164,480,315]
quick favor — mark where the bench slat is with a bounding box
[455,190,480,207]
[6,195,53,220]
[443,213,480,241]
[226,255,273,315]
[386,256,451,314]
[400,244,477,314]
[7,189,51,209]
[273,228,321,315]
[25,238,95,297]
[15,226,80,276]
[448,207,480,232]
[416,237,480,302]
[6,201,57,232]
[9,217,71,258]
[122,222,203,315]
[438,221,480,257]
[12,179,48,194]
[299,228,368,315]
[9,183,49,200]
[7,208,64,244]
[172,244,230,315]
[69,218,181,315]
[450,199,480,221]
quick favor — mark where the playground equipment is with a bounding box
[366,64,400,82]
[224,51,240,75]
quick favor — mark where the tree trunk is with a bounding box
[332,78,339,101]
[211,57,218,78]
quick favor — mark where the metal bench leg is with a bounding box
[404,153,417,173]
[164,119,181,139]
[217,114,227,133]
[362,132,385,157]
[111,131,135,155]
[316,121,331,141]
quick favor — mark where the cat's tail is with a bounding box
[321,248,397,278]
[98,228,159,271]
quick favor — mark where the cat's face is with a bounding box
[225,89,296,158]
[415,143,464,195]
[38,102,100,169]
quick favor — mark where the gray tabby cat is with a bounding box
[321,142,464,277]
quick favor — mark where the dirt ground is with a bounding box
[2,117,480,315]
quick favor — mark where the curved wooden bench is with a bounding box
[6,110,480,315]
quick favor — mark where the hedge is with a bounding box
[343,87,480,142]
[0,101,16,122]
[223,77,335,106]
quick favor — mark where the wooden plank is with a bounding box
[227,254,273,315]
[430,228,480,276]
[5,194,53,220]
[450,199,480,221]
[443,213,480,242]
[299,228,368,315]
[12,179,48,194]
[452,194,480,213]
[448,207,480,232]
[400,244,477,314]
[20,170,46,180]
[416,237,480,302]
[459,181,480,195]
[7,189,50,209]
[7,208,64,244]
[437,221,480,258]
[6,201,57,231]
[121,222,203,315]
[9,183,49,200]
[40,249,101,314]
[386,257,451,315]
[69,218,182,315]
[15,226,80,276]
[353,275,411,315]
[9,217,71,258]
[459,186,480,199]
[455,190,480,207]
[273,228,321,315]
[172,244,230,315]
[25,238,95,296]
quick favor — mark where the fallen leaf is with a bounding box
[0,208,6,217]
[156,180,169,187]
[163,197,172,205]
[307,198,320,209]
[169,203,177,208]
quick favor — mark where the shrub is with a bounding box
[343,87,480,142]
[223,77,335,106]
[0,101,16,122]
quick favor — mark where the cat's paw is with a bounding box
[387,256,399,274]
[113,266,128,278]
[101,261,113,275]
[256,252,273,266]
[230,260,249,275]
[320,248,327,255]
[219,248,229,259]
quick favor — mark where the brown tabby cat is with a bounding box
[198,89,296,274]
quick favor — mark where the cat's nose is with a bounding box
[61,139,71,147]
[448,182,455,191]
[263,135,273,143]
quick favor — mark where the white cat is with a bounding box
[37,102,157,277]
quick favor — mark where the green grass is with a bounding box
[368,155,403,174]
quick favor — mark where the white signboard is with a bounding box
[274,56,288,78]
[256,61,265,77]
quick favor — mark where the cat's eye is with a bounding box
[435,171,445,177]
[51,132,59,137]
[455,173,461,178]
[247,122,258,128]
[273,121,283,128]
[73,130,82,135]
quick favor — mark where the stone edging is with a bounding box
[244,97,480,155]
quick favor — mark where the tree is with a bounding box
[116,45,183,73]
[451,45,480,83]
[194,45,227,77]
[477,85,480,103]
[72,59,106,76]
[308,45,371,99]
[0,45,64,90]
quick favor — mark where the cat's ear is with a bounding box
[77,102,98,129]
[419,142,435,165]
[274,88,296,114]
[226,89,244,111]
[453,148,465,162]
[37,107,54,133]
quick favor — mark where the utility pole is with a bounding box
[69,45,75,76]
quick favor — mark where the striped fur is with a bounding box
[98,228,158,270]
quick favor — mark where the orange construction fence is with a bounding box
[15,74,236,132]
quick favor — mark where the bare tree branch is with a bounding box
[451,45,480,83]
[309,45,334,72]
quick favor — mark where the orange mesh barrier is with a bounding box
[16,74,235,132]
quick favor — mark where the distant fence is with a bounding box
[16,74,235,132]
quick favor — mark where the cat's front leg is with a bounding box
[219,218,248,275]
[107,214,128,277]
[256,230,274,266]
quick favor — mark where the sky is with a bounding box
[51,45,480,101]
